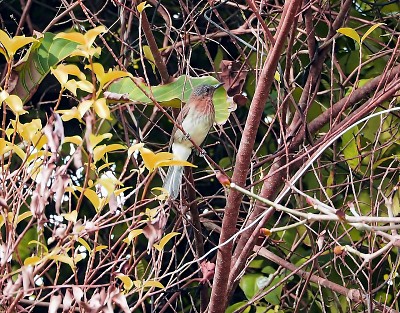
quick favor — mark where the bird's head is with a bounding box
[191,83,224,99]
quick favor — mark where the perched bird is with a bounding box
[163,83,223,199]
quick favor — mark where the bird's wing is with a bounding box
[169,102,191,146]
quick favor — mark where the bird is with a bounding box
[163,83,223,199]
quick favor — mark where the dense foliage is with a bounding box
[0,0,399,312]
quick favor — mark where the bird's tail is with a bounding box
[163,166,184,199]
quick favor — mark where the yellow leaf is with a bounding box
[11,119,42,142]
[137,147,198,171]
[128,143,145,157]
[78,99,93,117]
[94,245,108,252]
[0,138,12,156]
[28,240,49,253]
[70,47,101,58]
[56,26,105,56]
[51,64,86,86]
[151,187,168,200]
[4,94,27,115]
[55,32,86,45]
[156,159,197,168]
[0,29,38,60]
[16,211,33,225]
[274,71,281,83]
[137,1,152,13]
[84,25,106,48]
[153,232,180,251]
[90,62,105,77]
[143,208,158,220]
[89,133,113,149]
[116,274,134,291]
[114,187,132,197]
[74,186,101,212]
[337,27,360,44]
[89,63,131,88]
[142,280,164,289]
[76,80,94,93]
[123,229,143,244]
[97,162,113,172]
[10,143,26,160]
[57,107,83,122]
[143,45,155,71]
[77,237,92,254]
[62,210,78,223]
[93,98,111,120]
[101,70,132,87]
[0,90,9,102]
[361,23,384,43]
[95,177,120,195]
[85,189,102,212]
[24,256,41,266]
[26,150,50,164]
[93,144,126,163]
[64,79,78,96]
[48,254,76,271]
[64,135,83,146]
[139,147,157,172]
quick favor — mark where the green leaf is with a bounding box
[341,126,360,171]
[107,75,230,124]
[10,32,79,103]
[226,302,252,313]
[17,227,38,261]
[263,275,283,306]
[239,273,262,299]
[239,273,283,305]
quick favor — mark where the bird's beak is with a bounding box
[213,82,224,90]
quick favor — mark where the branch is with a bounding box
[207,0,303,311]
[128,0,171,84]
[229,0,353,287]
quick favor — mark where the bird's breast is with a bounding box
[175,108,214,147]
